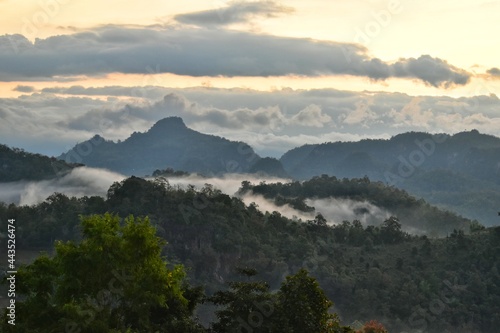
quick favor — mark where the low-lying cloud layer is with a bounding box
[1,86,500,157]
[0,167,125,206]
[1,25,470,87]
[0,170,391,227]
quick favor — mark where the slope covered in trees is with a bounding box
[240,175,473,236]
[58,117,261,176]
[1,214,362,333]
[1,177,498,332]
[0,144,80,182]
[280,130,500,225]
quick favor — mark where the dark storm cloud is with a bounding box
[174,0,294,27]
[0,26,470,87]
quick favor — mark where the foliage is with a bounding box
[1,177,499,332]
[207,268,354,333]
[279,130,500,225]
[356,320,388,333]
[207,268,275,332]
[0,144,80,181]
[0,214,205,333]
[58,117,261,176]
[242,175,473,236]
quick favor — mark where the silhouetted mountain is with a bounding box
[248,157,290,178]
[59,117,261,176]
[0,144,80,182]
[280,130,500,225]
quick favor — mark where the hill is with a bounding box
[0,144,80,182]
[1,176,498,333]
[248,157,290,178]
[58,117,261,176]
[239,175,473,236]
[280,130,500,225]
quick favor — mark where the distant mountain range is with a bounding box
[2,117,499,225]
[59,117,283,177]
[281,130,500,183]
[280,130,500,225]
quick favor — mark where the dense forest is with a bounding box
[280,130,500,226]
[58,117,262,176]
[239,175,474,236]
[1,176,499,332]
[0,144,79,182]
[5,119,500,226]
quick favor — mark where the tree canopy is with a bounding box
[1,214,204,333]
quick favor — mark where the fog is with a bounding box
[0,170,391,226]
[160,174,392,225]
[306,198,392,226]
[158,174,291,197]
[0,167,125,206]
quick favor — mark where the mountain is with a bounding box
[248,157,290,178]
[58,117,262,176]
[280,130,500,225]
[3,176,499,333]
[0,144,80,182]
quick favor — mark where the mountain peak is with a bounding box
[150,117,187,131]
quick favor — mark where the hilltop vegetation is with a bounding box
[240,175,473,236]
[0,144,79,182]
[1,176,498,332]
[6,118,500,225]
[58,117,261,176]
[280,130,500,225]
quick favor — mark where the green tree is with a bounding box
[380,216,404,244]
[274,269,353,333]
[1,213,204,333]
[207,268,275,333]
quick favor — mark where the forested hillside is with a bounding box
[58,117,261,176]
[280,130,500,225]
[0,144,79,182]
[1,176,498,332]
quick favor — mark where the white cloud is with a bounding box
[2,86,500,158]
[290,104,332,128]
[0,167,125,206]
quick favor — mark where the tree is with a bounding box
[314,213,328,227]
[355,320,388,333]
[274,269,353,333]
[207,268,275,333]
[1,213,204,333]
[380,216,404,244]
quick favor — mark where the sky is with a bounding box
[0,0,499,157]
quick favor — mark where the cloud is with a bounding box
[145,174,392,225]
[0,168,393,228]
[0,26,470,87]
[386,97,433,129]
[306,198,391,226]
[342,99,378,126]
[392,55,470,88]
[487,67,500,77]
[174,0,294,27]
[0,167,125,206]
[13,85,35,93]
[2,86,500,158]
[290,104,332,127]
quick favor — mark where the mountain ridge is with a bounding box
[280,129,500,225]
[58,116,263,176]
